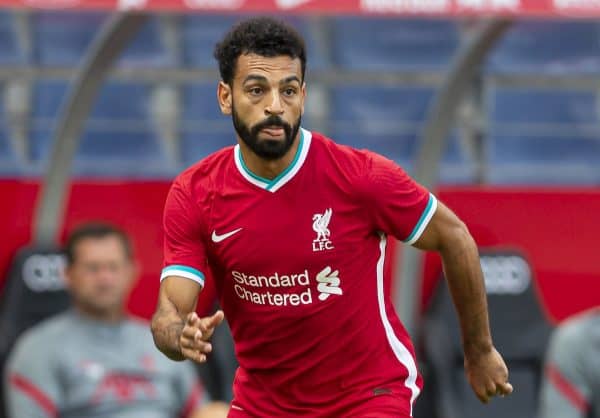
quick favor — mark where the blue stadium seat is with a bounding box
[332,18,459,71]
[33,12,106,66]
[31,79,169,175]
[182,15,329,70]
[490,88,598,125]
[330,85,476,182]
[89,81,150,120]
[180,131,234,167]
[182,15,240,68]
[487,134,600,184]
[117,18,175,68]
[0,12,24,65]
[330,86,432,164]
[182,83,225,121]
[487,21,600,74]
[32,79,69,120]
[332,85,434,124]
[487,87,600,184]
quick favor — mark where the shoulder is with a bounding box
[309,131,373,178]
[550,309,600,360]
[311,131,408,178]
[172,146,235,199]
[560,310,600,340]
[8,312,71,366]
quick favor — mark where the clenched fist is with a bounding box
[465,345,514,403]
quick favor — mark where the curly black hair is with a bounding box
[213,17,307,85]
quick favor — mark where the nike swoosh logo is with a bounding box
[211,228,243,243]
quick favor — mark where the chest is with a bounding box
[58,336,174,407]
[205,182,370,273]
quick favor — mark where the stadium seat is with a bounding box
[182,15,329,69]
[31,80,170,175]
[487,21,600,74]
[180,131,233,167]
[182,15,241,68]
[0,247,71,418]
[33,12,107,66]
[0,12,24,65]
[330,85,475,181]
[422,250,554,418]
[331,18,459,71]
[117,17,175,68]
[486,87,600,184]
[487,134,600,185]
[490,87,598,125]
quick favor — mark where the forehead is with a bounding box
[234,53,302,83]
[73,236,127,261]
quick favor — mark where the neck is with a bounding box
[75,304,125,324]
[238,131,302,180]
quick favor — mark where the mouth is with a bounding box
[260,126,285,138]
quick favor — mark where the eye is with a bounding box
[248,87,263,96]
[283,87,297,97]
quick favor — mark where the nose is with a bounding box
[265,90,284,116]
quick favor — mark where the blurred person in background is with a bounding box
[539,307,600,418]
[3,222,228,418]
[151,16,512,417]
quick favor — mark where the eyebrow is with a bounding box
[242,74,302,85]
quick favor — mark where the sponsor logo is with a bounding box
[480,254,531,294]
[456,0,519,10]
[275,0,313,9]
[183,0,244,9]
[361,0,450,13]
[316,266,343,301]
[22,254,67,292]
[232,266,343,306]
[312,208,334,252]
[212,228,243,243]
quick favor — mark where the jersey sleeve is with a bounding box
[538,321,592,418]
[361,152,437,244]
[4,333,61,418]
[162,178,208,287]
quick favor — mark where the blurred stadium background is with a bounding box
[0,1,599,417]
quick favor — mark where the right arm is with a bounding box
[153,178,224,363]
[151,276,223,363]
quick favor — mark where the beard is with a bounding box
[232,105,301,161]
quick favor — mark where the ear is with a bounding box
[125,260,140,292]
[63,264,75,291]
[217,81,232,115]
[301,82,307,116]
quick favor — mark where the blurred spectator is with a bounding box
[3,222,228,418]
[539,307,600,418]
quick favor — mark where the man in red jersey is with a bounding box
[151,17,513,417]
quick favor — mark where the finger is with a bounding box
[200,310,225,331]
[181,326,201,340]
[181,348,207,364]
[186,312,199,325]
[498,382,513,395]
[476,391,490,404]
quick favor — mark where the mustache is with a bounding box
[251,116,291,133]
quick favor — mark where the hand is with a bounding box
[464,345,513,403]
[179,310,225,363]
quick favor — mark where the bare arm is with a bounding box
[151,277,223,363]
[413,200,513,402]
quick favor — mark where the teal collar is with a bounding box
[234,128,312,192]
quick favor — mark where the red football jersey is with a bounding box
[162,129,437,417]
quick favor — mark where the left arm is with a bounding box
[413,200,513,403]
